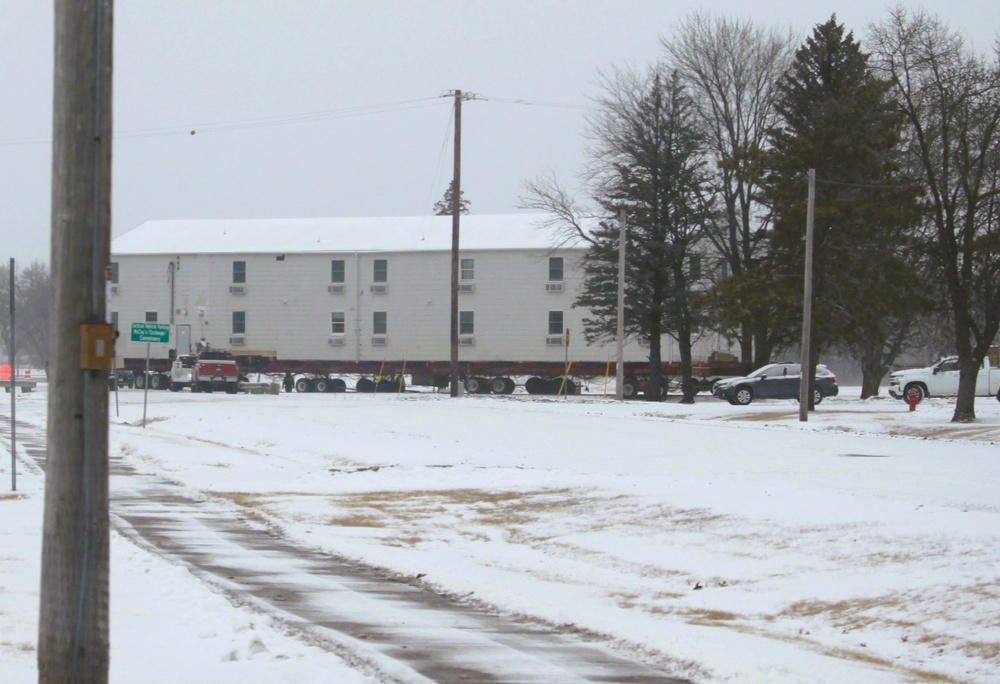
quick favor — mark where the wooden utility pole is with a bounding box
[40,2,114,682]
[449,89,463,397]
[615,210,626,401]
[798,169,815,422]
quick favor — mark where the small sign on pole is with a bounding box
[130,323,171,427]
[130,322,171,344]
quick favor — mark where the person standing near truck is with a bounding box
[283,372,294,393]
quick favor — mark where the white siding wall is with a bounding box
[110,249,723,364]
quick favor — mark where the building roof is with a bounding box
[112,214,588,256]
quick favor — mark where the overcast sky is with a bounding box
[1,1,996,265]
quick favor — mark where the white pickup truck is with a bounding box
[888,348,1000,402]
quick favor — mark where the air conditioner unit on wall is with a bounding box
[370,284,388,294]
[229,285,247,295]
[371,335,387,346]
[545,335,564,346]
[327,283,345,294]
[328,335,345,346]
[458,335,475,346]
[458,282,475,293]
[229,335,246,345]
[109,284,119,295]
[545,282,564,292]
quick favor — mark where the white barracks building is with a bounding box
[109,214,721,380]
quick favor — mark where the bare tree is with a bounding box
[869,7,1000,422]
[0,261,52,369]
[663,13,796,366]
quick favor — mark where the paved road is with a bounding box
[12,420,692,684]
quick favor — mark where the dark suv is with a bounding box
[712,362,838,406]
[109,369,135,390]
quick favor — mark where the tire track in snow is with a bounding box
[15,418,692,684]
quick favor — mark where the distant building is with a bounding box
[110,214,725,366]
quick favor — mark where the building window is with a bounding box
[460,258,475,281]
[373,259,388,283]
[689,254,701,281]
[111,311,118,332]
[144,311,158,323]
[548,310,563,335]
[549,257,564,282]
[109,262,119,284]
[331,312,345,334]
[232,311,246,334]
[373,311,387,335]
[233,261,246,284]
[460,311,474,335]
[331,259,345,283]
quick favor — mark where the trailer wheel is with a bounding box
[525,377,546,395]
[645,381,667,400]
[295,378,313,393]
[377,376,405,393]
[555,379,576,396]
[356,377,376,393]
[490,377,515,394]
[330,378,347,392]
[621,377,639,399]
[314,378,330,393]
[465,376,489,394]
[134,373,146,390]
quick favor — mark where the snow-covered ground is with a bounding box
[2,383,999,683]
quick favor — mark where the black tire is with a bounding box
[501,377,516,394]
[295,378,313,393]
[134,373,146,390]
[356,377,376,393]
[644,381,667,400]
[490,377,508,394]
[812,386,824,405]
[525,377,546,395]
[464,376,484,394]
[622,377,640,399]
[559,379,577,396]
[732,385,754,405]
[904,383,926,403]
[314,378,330,393]
[376,377,404,393]
[330,378,347,392]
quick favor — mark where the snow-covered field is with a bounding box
[2,383,999,683]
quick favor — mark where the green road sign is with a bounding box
[130,322,171,343]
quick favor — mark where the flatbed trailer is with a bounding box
[119,353,750,398]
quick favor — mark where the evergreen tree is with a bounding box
[576,68,714,402]
[433,180,470,216]
[761,17,922,402]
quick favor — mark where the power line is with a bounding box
[2,94,592,147]
[0,97,445,145]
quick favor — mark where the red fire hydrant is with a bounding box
[906,388,921,411]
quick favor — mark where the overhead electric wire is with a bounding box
[1,93,591,148]
[0,96,446,145]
